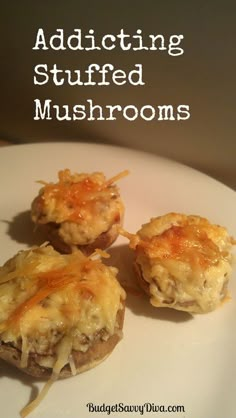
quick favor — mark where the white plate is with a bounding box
[0,142,235,418]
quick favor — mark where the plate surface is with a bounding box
[0,142,235,418]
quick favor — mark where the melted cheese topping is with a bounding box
[31,169,128,245]
[0,245,126,416]
[125,213,235,313]
[0,245,125,350]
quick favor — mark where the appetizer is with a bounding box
[122,213,235,314]
[31,169,128,254]
[0,245,126,416]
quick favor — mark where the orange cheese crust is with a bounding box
[123,213,235,314]
[0,245,126,416]
[31,169,127,254]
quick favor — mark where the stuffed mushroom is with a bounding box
[0,244,126,416]
[31,169,128,254]
[124,213,235,314]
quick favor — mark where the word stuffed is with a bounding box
[34,64,144,86]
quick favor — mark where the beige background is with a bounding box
[0,1,235,189]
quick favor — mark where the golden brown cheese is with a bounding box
[127,213,235,313]
[0,245,126,416]
[0,245,125,356]
[31,169,127,246]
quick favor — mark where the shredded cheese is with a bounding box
[20,374,57,418]
[103,170,129,188]
[69,354,77,376]
[33,169,129,223]
[122,213,235,314]
[121,220,232,270]
[0,245,126,417]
